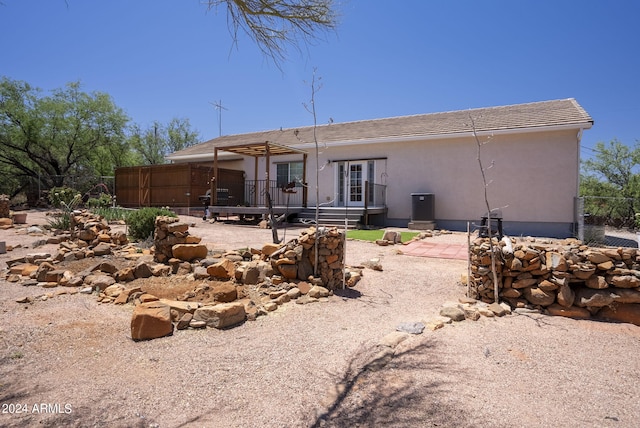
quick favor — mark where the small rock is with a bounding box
[308,285,330,298]
[440,306,465,322]
[380,331,410,348]
[396,322,425,334]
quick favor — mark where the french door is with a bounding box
[337,161,372,207]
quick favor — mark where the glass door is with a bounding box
[348,161,366,206]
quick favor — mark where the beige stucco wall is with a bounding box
[274,129,580,225]
[211,128,581,231]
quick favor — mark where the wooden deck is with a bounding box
[205,205,387,227]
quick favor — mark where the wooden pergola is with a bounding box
[211,141,308,207]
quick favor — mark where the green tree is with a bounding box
[0,77,130,195]
[580,139,640,226]
[129,118,200,165]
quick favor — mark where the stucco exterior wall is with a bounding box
[282,129,579,235]
[210,128,581,237]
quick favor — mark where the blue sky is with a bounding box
[1,0,639,158]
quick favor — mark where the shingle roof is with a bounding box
[168,98,593,159]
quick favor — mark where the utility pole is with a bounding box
[209,100,228,137]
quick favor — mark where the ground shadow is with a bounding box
[308,338,472,428]
[333,288,362,299]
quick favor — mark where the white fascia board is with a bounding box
[165,152,242,162]
[291,122,594,151]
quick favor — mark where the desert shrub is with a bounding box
[91,206,131,223]
[86,193,113,209]
[49,186,80,208]
[127,207,176,241]
[10,193,27,207]
[47,193,82,231]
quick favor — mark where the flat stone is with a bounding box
[159,298,200,313]
[575,288,616,308]
[295,295,318,305]
[264,301,278,311]
[547,304,591,320]
[193,302,246,329]
[463,307,481,321]
[396,322,425,334]
[92,242,112,256]
[380,331,410,347]
[188,320,207,329]
[487,302,509,317]
[609,275,640,288]
[103,284,125,298]
[261,243,281,256]
[171,244,208,262]
[440,306,465,322]
[88,275,116,291]
[308,285,330,298]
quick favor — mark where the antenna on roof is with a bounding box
[209,99,228,137]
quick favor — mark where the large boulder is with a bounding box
[523,286,556,307]
[207,258,236,280]
[171,244,208,262]
[131,301,173,341]
[92,242,112,256]
[192,302,246,329]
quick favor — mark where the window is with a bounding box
[276,162,303,187]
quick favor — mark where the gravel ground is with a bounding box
[1,211,639,427]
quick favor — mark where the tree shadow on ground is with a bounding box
[308,337,471,428]
[333,288,362,299]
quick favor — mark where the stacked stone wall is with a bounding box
[0,195,10,218]
[469,236,640,325]
[153,216,205,263]
[270,226,345,290]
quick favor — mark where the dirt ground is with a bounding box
[1,210,639,427]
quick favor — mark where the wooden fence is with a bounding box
[115,163,244,208]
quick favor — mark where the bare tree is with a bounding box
[469,114,500,303]
[204,0,337,64]
[304,68,322,275]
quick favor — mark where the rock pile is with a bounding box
[9,218,359,341]
[153,216,206,263]
[469,236,640,325]
[280,226,346,290]
[70,211,127,246]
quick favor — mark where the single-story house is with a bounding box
[167,98,593,238]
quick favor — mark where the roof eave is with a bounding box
[292,121,594,150]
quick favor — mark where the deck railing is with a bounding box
[365,182,387,207]
[210,179,300,207]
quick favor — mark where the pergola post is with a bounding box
[265,142,271,206]
[212,148,218,205]
[253,156,259,206]
[302,153,308,208]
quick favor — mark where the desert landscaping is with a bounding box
[1,209,640,427]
